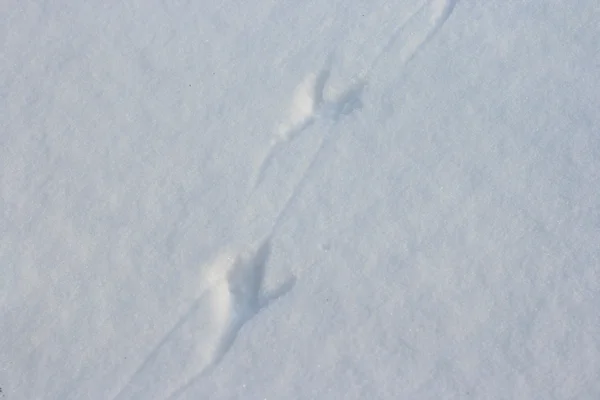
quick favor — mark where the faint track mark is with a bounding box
[365,0,458,79]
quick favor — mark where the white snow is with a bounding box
[1,0,599,399]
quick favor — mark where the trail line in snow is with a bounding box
[359,0,458,80]
[111,2,458,398]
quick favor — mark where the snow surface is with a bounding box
[2,0,600,399]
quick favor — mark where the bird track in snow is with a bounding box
[111,2,457,398]
[111,239,295,400]
[251,60,365,190]
[251,0,457,191]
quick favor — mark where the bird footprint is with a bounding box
[253,57,364,189]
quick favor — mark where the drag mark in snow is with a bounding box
[411,0,458,57]
[111,239,295,400]
[361,0,458,78]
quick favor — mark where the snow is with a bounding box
[1,0,599,399]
